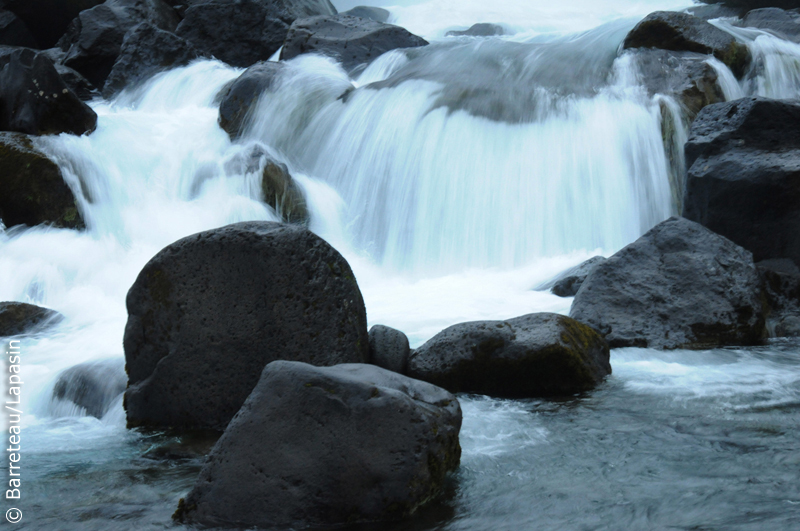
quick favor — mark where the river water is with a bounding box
[2,0,800,529]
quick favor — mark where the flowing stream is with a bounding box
[2,1,800,529]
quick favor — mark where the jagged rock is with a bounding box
[0,9,38,47]
[3,0,105,48]
[59,0,180,89]
[176,0,337,68]
[0,132,85,228]
[124,221,368,430]
[537,256,607,298]
[103,22,199,96]
[446,23,505,37]
[0,47,97,135]
[623,11,751,77]
[342,6,390,23]
[217,61,285,138]
[0,301,63,337]
[741,7,800,42]
[407,313,610,397]
[368,324,410,374]
[683,97,800,266]
[280,14,428,73]
[570,217,766,349]
[175,361,461,529]
[52,359,126,418]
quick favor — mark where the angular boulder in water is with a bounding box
[123,221,369,431]
[0,47,97,136]
[368,324,410,374]
[536,256,607,297]
[623,11,751,77]
[407,313,611,397]
[52,358,126,418]
[217,61,285,138]
[174,361,461,528]
[570,217,766,349]
[0,132,85,229]
[684,98,800,267]
[280,14,428,73]
[0,302,63,337]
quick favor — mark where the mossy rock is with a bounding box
[0,132,85,229]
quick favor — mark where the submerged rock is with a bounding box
[368,324,410,374]
[175,361,461,529]
[623,11,751,77]
[0,301,63,337]
[52,358,126,418]
[280,14,428,73]
[446,23,505,37]
[217,61,285,138]
[683,97,800,266]
[570,217,766,349]
[0,132,85,229]
[0,47,97,135]
[124,221,368,431]
[407,313,611,397]
[3,0,105,48]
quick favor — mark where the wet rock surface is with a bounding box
[217,61,285,138]
[0,301,63,337]
[368,324,410,374]
[52,358,126,418]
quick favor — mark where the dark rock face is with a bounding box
[52,358,126,418]
[175,361,461,529]
[0,9,38,47]
[176,0,336,68]
[407,313,610,398]
[59,0,180,89]
[623,11,751,77]
[0,133,85,229]
[545,256,607,298]
[446,23,505,37]
[0,47,97,135]
[683,97,800,267]
[570,217,766,349]
[757,258,800,336]
[218,61,285,138]
[342,6,390,23]
[0,301,63,337]
[54,63,98,101]
[280,14,428,73]
[741,7,800,42]
[3,0,105,48]
[123,221,369,431]
[775,314,800,336]
[103,22,199,97]
[368,324,410,374]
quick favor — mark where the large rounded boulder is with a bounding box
[683,97,800,267]
[217,61,285,138]
[123,221,369,431]
[407,313,611,398]
[570,217,766,349]
[174,361,461,529]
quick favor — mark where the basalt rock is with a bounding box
[175,361,461,529]
[0,47,97,135]
[217,61,285,138]
[537,256,607,298]
[280,14,428,73]
[741,7,800,42]
[0,132,85,229]
[3,0,105,48]
[623,11,751,78]
[683,97,800,267]
[407,313,611,398]
[0,301,63,337]
[52,358,126,418]
[368,324,410,374]
[123,221,368,431]
[570,217,766,349]
[342,6,390,23]
[446,23,505,37]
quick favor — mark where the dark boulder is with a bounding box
[217,61,285,138]
[368,324,410,374]
[741,7,800,42]
[342,6,390,23]
[176,0,336,68]
[52,358,126,418]
[280,14,428,73]
[683,97,800,266]
[123,221,369,431]
[103,22,199,97]
[0,9,38,47]
[174,361,461,529]
[407,313,610,398]
[757,258,800,335]
[537,256,607,298]
[446,23,505,37]
[55,63,98,101]
[59,0,180,89]
[570,217,766,349]
[623,11,751,77]
[0,301,63,337]
[0,132,85,229]
[684,3,744,19]
[0,47,97,135]
[3,0,105,48]
[775,314,800,336]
